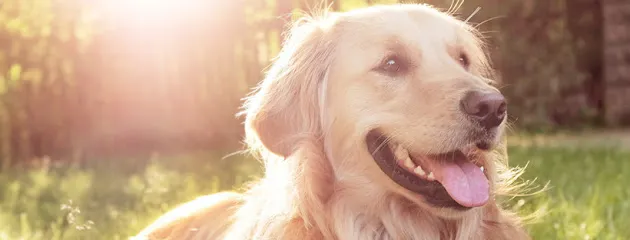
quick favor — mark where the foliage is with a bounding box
[0,0,614,165]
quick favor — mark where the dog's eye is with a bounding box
[377,55,407,76]
[458,53,470,69]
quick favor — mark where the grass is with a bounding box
[508,145,630,240]
[0,151,263,240]
[0,139,629,239]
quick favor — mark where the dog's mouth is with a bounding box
[365,130,490,210]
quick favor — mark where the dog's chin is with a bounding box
[365,129,494,214]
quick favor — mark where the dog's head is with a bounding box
[244,4,508,218]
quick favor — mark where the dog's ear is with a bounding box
[242,15,337,157]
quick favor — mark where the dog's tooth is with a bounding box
[427,172,435,181]
[480,166,484,172]
[413,166,426,176]
[394,145,409,160]
[404,157,415,169]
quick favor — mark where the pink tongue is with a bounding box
[434,158,489,207]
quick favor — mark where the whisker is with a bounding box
[474,16,506,29]
[446,0,459,15]
[465,7,481,23]
[452,0,465,15]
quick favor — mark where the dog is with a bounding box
[134,4,531,240]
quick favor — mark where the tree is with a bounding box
[565,0,605,125]
[602,0,630,125]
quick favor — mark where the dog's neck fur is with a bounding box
[327,187,484,240]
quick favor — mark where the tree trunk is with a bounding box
[566,0,605,124]
[603,0,630,125]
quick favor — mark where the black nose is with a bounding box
[460,91,507,129]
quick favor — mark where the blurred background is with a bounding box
[0,0,628,239]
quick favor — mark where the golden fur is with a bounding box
[134,4,531,240]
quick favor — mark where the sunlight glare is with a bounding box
[105,0,209,24]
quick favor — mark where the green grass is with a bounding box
[508,145,630,240]
[0,151,262,240]
[0,143,628,239]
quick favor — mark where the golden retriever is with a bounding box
[134,4,530,240]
